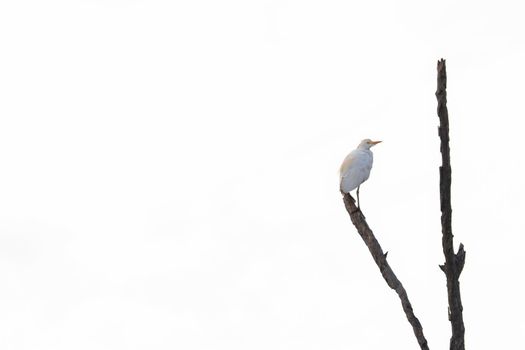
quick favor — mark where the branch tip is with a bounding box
[456,244,466,276]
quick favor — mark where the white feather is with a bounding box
[339,139,380,194]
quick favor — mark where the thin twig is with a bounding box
[435,58,466,350]
[342,193,429,350]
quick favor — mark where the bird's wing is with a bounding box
[339,152,359,192]
[339,150,372,193]
[339,151,357,178]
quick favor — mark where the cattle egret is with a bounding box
[339,139,382,207]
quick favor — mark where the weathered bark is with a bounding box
[435,58,466,350]
[342,193,429,350]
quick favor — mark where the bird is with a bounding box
[339,139,382,207]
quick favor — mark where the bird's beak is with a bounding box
[370,140,382,145]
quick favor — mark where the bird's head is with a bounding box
[358,139,382,150]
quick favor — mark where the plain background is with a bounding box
[1,1,524,349]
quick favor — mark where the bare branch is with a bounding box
[435,58,466,350]
[341,192,429,350]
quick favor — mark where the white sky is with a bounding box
[1,1,524,349]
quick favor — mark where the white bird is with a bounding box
[339,139,382,207]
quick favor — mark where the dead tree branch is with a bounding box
[435,58,466,350]
[342,193,429,350]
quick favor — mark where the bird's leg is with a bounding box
[356,186,366,218]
